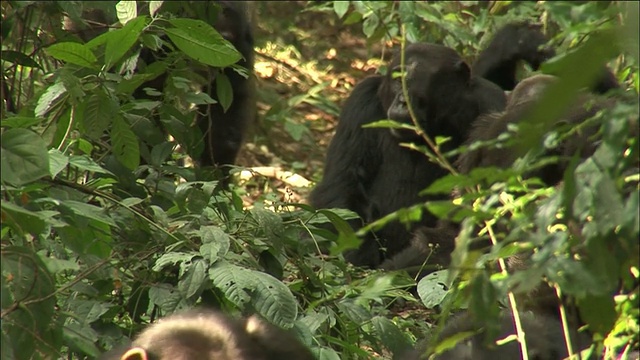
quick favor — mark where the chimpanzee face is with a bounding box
[379,43,472,140]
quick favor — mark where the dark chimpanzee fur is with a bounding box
[473,21,620,94]
[403,311,589,360]
[63,2,255,185]
[98,309,315,360]
[472,22,555,91]
[196,2,255,179]
[456,74,616,184]
[309,43,506,268]
[384,74,619,276]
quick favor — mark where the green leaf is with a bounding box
[215,72,233,112]
[57,218,113,257]
[593,175,624,235]
[63,322,100,357]
[577,294,617,335]
[432,329,477,356]
[210,262,297,328]
[1,128,50,186]
[37,251,80,274]
[371,316,413,356]
[78,92,118,139]
[48,149,69,178]
[149,284,183,313]
[284,121,308,142]
[60,200,116,227]
[334,1,350,18]
[116,0,138,25]
[310,347,341,360]
[68,299,112,324]
[105,16,148,69]
[68,155,114,175]
[468,271,500,323]
[209,261,253,306]
[178,257,208,299]
[198,226,231,263]
[46,42,97,68]
[417,270,452,309]
[111,116,140,170]
[1,246,56,359]
[318,209,362,256]
[166,18,242,67]
[251,208,285,245]
[362,13,380,38]
[0,201,47,235]
[343,11,363,25]
[1,50,41,68]
[363,119,415,130]
[251,271,298,328]
[35,82,67,118]
[153,252,196,272]
[1,116,44,129]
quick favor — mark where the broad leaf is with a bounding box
[215,72,233,112]
[116,0,137,25]
[166,18,242,67]
[1,129,49,186]
[105,16,148,69]
[34,82,67,118]
[46,42,97,68]
[111,116,140,170]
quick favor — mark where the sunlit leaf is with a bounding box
[34,82,67,118]
[46,42,97,68]
[116,0,137,25]
[334,1,350,18]
[105,16,148,69]
[167,18,242,67]
[149,1,163,16]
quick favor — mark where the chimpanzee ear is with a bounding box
[377,75,394,111]
[455,59,471,81]
[120,347,148,360]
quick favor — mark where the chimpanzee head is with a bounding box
[377,43,474,141]
[499,22,555,70]
[507,74,557,108]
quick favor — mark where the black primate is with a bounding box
[403,311,589,360]
[98,309,315,360]
[457,74,615,184]
[196,1,255,182]
[472,22,555,91]
[384,74,618,275]
[63,2,255,185]
[310,43,506,268]
[473,21,619,94]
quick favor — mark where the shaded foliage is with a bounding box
[1,1,638,360]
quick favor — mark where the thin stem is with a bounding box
[486,222,529,360]
[398,24,458,176]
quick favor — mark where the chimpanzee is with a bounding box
[62,2,255,185]
[472,22,555,91]
[382,74,618,275]
[309,43,507,268]
[403,310,589,360]
[456,74,616,184]
[473,21,620,94]
[98,309,315,360]
[195,2,255,181]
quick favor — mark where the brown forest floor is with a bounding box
[235,1,390,206]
